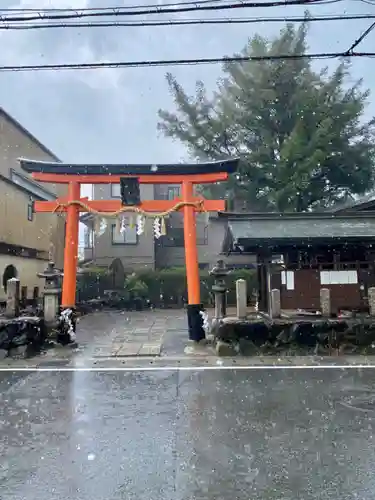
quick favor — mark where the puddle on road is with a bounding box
[340,395,375,413]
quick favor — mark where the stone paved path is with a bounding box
[79,309,188,359]
[91,318,164,357]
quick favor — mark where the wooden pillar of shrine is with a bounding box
[61,181,80,308]
[182,181,205,342]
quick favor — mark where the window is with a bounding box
[162,225,208,247]
[84,227,93,249]
[320,270,358,285]
[161,228,184,247]
[167,186,180,200]
[111,223,138,245]
[27,200,34,221]
[111,184,121,198]
[281,270,295,290]
[197,226,208,246]
[199,263,209,270]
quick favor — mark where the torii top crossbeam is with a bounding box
[20,157,240,343]
[19,158,238,183]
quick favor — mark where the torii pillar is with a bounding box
[19,158,239,343]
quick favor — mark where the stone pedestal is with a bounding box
[320,288,331,317]
[59,307,77,345]
[270,288,281,318]
[37,261,62,336]
[186,304,205,342]
[44,293,59,325]
[5,278,20,318]
[236,279,247,320]
[213,286,226,321]
[368,287,375,316]
[210,260,230,325]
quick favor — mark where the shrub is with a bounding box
[77,266,257,307]
[76,267,113,302]
[137,267,256,307]
[124,275,149,299]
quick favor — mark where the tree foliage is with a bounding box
[158,21,375,212]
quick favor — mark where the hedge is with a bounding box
[77,267,257,307]
[76,267,113,303]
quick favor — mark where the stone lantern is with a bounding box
[37,261,63,333]
[209,259,230,322]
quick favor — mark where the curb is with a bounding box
[3,353,375,370]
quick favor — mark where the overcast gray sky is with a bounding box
[1,0,375,166]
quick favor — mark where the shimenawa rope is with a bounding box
[53,199,205,218]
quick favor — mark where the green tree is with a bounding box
[158,21,375,212]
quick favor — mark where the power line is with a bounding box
[0,0,340,23]
[0,51,372,72]
[0,13,373,30]
[345,21,375,54]
[0,0,339,15]
[0,0,232,12]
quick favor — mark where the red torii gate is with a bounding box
[19,158,239,342]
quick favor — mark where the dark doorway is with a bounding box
[3,264,18,292]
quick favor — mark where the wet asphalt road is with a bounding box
[1,367,375,499]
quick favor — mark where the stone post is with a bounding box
[236,279,247,320]
[320,288,331,317]
[20,286,28,309]
[5,278,20,318]
[209,260,230,323]
[270,289,281,318]
[32,286,39,308]
[266,264,272,317]
[37,262,63,335]
[368,287,375,316]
